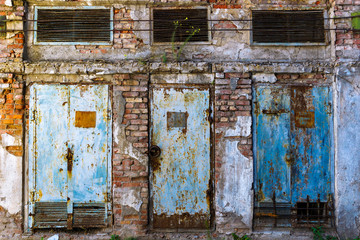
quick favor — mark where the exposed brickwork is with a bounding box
[112,74,149,236]
[214,72,252,183]
[0,73,24,156]
[0,2,24,62]
[335,0,360,59]
[275,73,328,83]
[0,206,21,239]
[75,8,144,53]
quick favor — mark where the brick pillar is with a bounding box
[214,72,253,233]
[113,74,149,236]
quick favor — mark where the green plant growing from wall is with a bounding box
[110,234,121,240]
[171,18,200,62]
[311,226,338,240]
[231,233,252,240]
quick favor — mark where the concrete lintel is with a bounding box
[150,73,214,85]
[214,62,335,74]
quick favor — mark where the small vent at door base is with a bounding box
[34,202,67,228]
[73,203,106,228]
[254,194,335,228]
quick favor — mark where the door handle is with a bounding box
[149,145,161,158]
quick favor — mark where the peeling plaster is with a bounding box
[252,73,277,83]
[216,140,253,232]
[113,88,147,165]
[117,188,142,212]
[225,116,252,137]
[5,0,12,7]
[0,134,22,215]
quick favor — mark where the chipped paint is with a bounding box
[254,85,333,207]
[28,84,112,229]
[150,87,211,229]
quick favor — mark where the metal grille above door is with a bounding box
[252,11,325,43]
[35,8,112,43]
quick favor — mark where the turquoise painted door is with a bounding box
[254,85,333,221]
[150,86,211,229]
[28,84,112,229]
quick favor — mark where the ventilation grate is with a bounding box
[34,202,67,228]
[153,9,208,43]
[252,11,325,43]
[73,203,106,228]
[36,9,111,43]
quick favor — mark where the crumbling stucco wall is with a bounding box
[335,65,360,239]
[334,0,360,238]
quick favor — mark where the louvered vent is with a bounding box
[252,11,325,43]
[36,9,111,43]
[34,202,107,229]
[73,203,106,228]
[34,202,67,228]
[153,9,208,42]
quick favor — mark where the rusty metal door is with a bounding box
[254,85,333,223]
[28,84,112,229]
[150,86,211,229]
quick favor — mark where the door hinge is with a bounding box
[30,191,35,202]
[107,109,112,121]
[32,110,37,122]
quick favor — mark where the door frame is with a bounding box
[26,83,113,231]
[149,83,215,232]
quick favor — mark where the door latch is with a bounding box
[149,145,161,158]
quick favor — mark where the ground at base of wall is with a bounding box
[20,230,327,240]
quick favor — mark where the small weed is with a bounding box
[124,238,137,240]
[312,226,337,240]
[161,52,167,63]
[232,233,252,240]
[110,234,121,240]
[171,18,200,61]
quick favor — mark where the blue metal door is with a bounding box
[28,84,112,229]
[150,86,211,229]
[254,85,333,221]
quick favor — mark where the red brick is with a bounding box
[123,92,139,97]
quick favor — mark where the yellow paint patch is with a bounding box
[75,111,96,128]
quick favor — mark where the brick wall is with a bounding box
[0,2,23,62]
[113,73,149,236]
[214,72,253,183]
[335,0,360,60]
[214,72,252,156]
[0,74,24,156]
[75,7,143,54]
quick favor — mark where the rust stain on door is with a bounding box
[150,87,211,229]
[28,84,112,229]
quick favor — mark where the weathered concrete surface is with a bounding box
[216,139,253,233]
[0,133,22,239]
[335,65,360,239]
[216,115,253,233]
